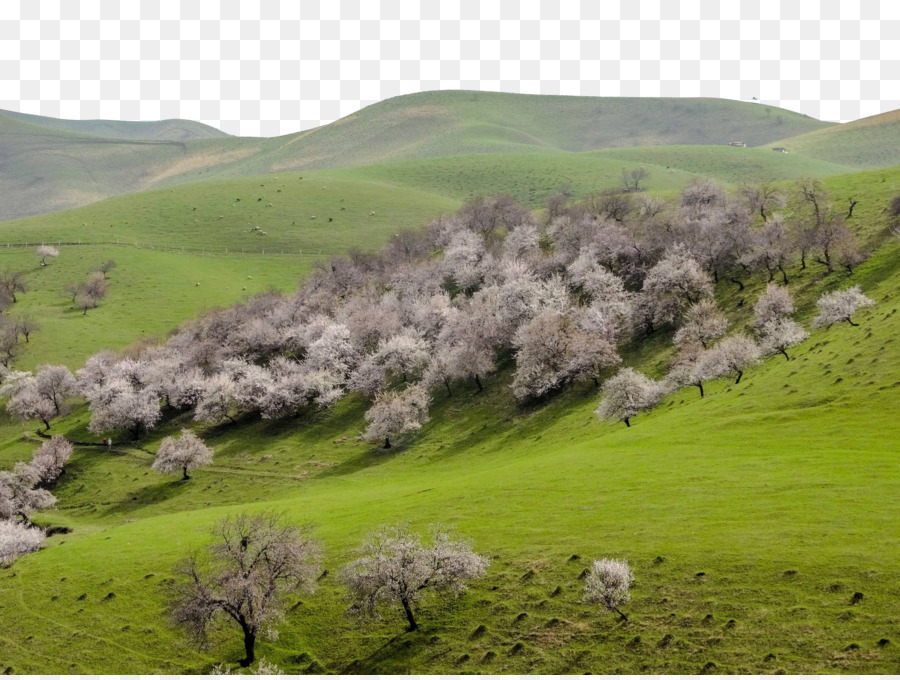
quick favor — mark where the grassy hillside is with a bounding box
[0,92,837,221]
[770,109,900,169]
[0,174,458,367]
[0,173,458,253]
[0,166,898,674]
[0,109,228,141]
[327,147,856,206]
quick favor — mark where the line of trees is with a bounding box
[52,176,875,446]
[170,512,639,669]
[170,514,488,667]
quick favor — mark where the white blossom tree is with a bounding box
[37,244,59,266]
[758,318,809,361]
[340,524,489,632]
[705,335,761,384]
[595,367,664,427]
[673,299,728,349]
[195,373,240,424]
[665,344,716,398]
[753,283,795,331]
[170,513,321,667]
[86,378,161,439]
[813,286,875,328]
[152,429,214,481]
[0,519,45,566]
[512,310,620,399]
[29,436,73,484]
[362,384,431,449]
[0,462,56,522]
[642,246,713,326]
[583,558,634,621]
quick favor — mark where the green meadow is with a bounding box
[0,97,898,674]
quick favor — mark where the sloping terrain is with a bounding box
[0,108,228,140]
[770,109,900,169]
[0,165,898,674]
[0,92,836,221]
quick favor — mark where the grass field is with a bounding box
[0,158,898,673]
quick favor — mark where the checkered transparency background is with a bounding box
[1,0,899,137]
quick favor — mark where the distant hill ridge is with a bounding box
[1,90,897,222]
[0,108,229,141]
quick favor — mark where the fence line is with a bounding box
[0,240,334,258]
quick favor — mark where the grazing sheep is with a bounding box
[310,215,316,220]
[195,282,200,287]
[328,217,333,222]
[247,275,253,279]
[257,198,262,202]
[369,211,376,216]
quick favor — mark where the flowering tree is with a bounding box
[595,368,664,427]
[758,318,809,361]
[340,524,489,632]
[170,513,321,667]
[705,335,761,384]
[86,378,161,439]
[673,299,728,349]
[37,244,59,266]
[583,558,634,621]
[0,462,55,522]
[753,283,795,331]
[512,311,619,399]
[642,246,713,326]
[195,373,240,424]
[362,384,430,449]
[665,344,716,398]
[152,429,214,481]
[813,286,875,328]
[29,436,73,484]
[0,519,45,566]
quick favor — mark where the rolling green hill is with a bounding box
[770,109,900,169]
[0,92,837,221]
[0,108,228,141]
[0,167,897,674]
[0,173,458,368]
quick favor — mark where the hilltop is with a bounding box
[0,92,836,221]
[0,108,228,141]
[770,108,900,169]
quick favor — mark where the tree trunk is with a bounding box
[443,380,452,398]
[240,627,256,667]
[383,436,392,449]
[401,596,418,631]
[800,250,807,270]
[623,417,630,428]
[41,417,51,432]
[735,370,743,384]
[82,306,88,316]
[182,466,190,480]
[847,200,858,218]
[697,382,704,398]
[779,266,789,285]
[847,317,859,327]
[779,348,791,361]
[474,374,483,392]
[613,606,629,622]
